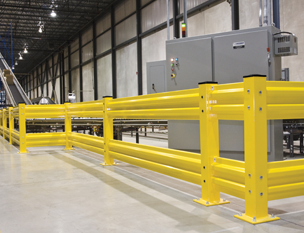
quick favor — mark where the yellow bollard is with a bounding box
[234,75,279,224]
[194,82,230,206]
[9,107,14,144]
[64,102,73,150]
[3,109,7,140]
[101,96,115,166]
[19,103,27,153]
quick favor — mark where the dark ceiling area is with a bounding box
[0,0,117,75]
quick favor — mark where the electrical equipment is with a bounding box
[274,33,298,56]
[182,23,186,38]
[165,26,285,161]
[68,93,76,103]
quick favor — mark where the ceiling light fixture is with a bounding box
[38,26,43,33]
[12,65,15,70]
[18,53,23,60]
[15,60,18,65]
[24,47,28,54]
[50,9,57,17]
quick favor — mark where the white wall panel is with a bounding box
[71,51,79,68]
[97,54,112,99]
[116,42,138,98]
[96,13,111,36]
[71,68,80,102]
[64,74,69,102]
[82,62,94,102]
[71,38,79,53]
[179,0,209,12]
[96,30,111,55]
[239,0,259,29]
[43,83,47,96]
[281,0,304,82]
[201,1,231,35]
[55,78,61,103]
[115,0,136,23]
[82,42,93,63]
[141,0,150,6]
[64,47,68,58]
[82,27,93,45]
[48,58,52,68]
[64,58,68,71]
[141,0,173,32]
[142,26,173,94]
[48,81,52,98]
[115,14,136,45]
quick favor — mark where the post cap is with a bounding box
[243,74,266,78]
[198,81,218,85]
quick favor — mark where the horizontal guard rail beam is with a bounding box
[108,90,199,111]
[109,140,201,174]
[68,133,104,149]
[267,105,304,119]
[213,177,245,200]
[107,108,199,120]
[109,151,201,185]
[69,140,104,155]
[210,88,244,105]
[67,111,103,118]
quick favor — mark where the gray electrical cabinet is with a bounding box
[163,26,283,161]
[146,61,167,94]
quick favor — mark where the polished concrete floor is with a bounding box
[1,137,304,233]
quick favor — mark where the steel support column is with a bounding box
[173,0,180,38]
[61,52,65,103]
[111,5,117,98]
[273,0,280,29]
[79,33,83,102]
[231,0,239,30]
[93,21,98,100]
[52,54,55,99]
[68,45,72,94]
[136,0,143,95]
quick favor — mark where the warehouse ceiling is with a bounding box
[0,0,117,75]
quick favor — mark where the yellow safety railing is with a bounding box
[65,100,105,155]
[1,75,304,225]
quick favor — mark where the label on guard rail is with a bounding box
[233,41,245,49]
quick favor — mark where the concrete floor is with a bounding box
[1,137,304,232]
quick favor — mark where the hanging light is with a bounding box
[24,47,28,54]
[50,9,57,17]
[18,53,23,60]
[15,60,18,65]
[12,65,15,70]
[38,26,43,33]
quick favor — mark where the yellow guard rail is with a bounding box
[1,75,304,224]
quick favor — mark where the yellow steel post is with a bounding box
[102,96,115,166]
[194,82,230,206]
[9,107,14,144]
[3,109,7,139]
[19,103,27,153]
[64,103,73,150]
[234,75,279,224]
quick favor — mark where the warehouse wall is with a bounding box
[24,0,304,103]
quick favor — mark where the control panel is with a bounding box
[170,57,179,79]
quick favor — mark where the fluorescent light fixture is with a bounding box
[50,10,57,17]
[24,47,28,53]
